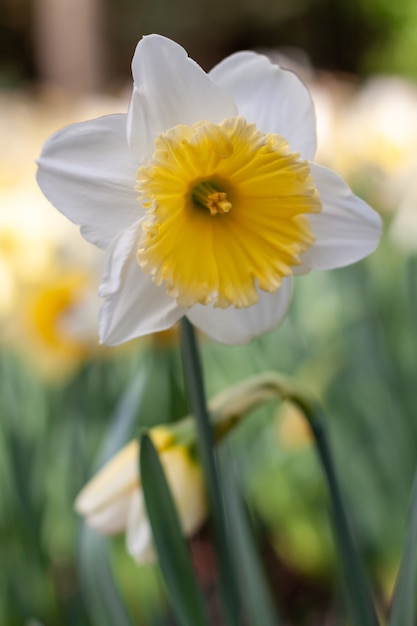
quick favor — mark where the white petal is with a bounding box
[37,114,139,250]
[298,164,383,273]
[210,51,317,160]
[85,491,132,535]
[127,34,237,161]
[187,278,293,345]
[98,221,185,345]
[75,441,138,516]
[126,490,156,564]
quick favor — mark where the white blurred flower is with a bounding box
[75,372,317,563]
[313,75,417,217]
[37,34,381,346]
[75,428,207,563]
[389,164,417,253]
[343,77,417,176]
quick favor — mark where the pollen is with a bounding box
[135,116,322,309]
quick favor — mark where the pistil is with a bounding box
[191,181,232,216]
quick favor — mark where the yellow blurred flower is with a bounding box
[32,272,97,360]
[7,264,103,380]
[75,427,207,563]
[0,88,130,378]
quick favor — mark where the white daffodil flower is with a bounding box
[75,428,207,563]
[37,34,382,346]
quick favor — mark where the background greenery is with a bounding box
[2,233,417,625]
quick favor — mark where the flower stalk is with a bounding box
[180,317,241,626]
[249,374,380,626]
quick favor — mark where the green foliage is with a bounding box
[359,0,417,77]
[180,318,241,626]
[221,452,281,626]
[0,341,187,626]
[140,432,209,626]
[389,466,417,626]
[78,526,135,626]
[4,221,417,625]
[295,396,379,626]
[201,235,417,587]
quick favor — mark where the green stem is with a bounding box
[289,392,380,626]
[212,370,379,626]
[180,318,241,626]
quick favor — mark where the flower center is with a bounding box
[136,116,321,309]
[191,180,232,216]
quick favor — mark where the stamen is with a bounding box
[191,181,232,216]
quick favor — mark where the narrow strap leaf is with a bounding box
[75,367,151,626]
[221,452,282,626]
[140,432,209,626]
[98,365,151,462]
[78,524,135,626]
[388,465,417,626]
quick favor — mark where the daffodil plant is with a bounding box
[36,33,394,626]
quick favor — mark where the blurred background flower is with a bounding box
[2,0,417,625]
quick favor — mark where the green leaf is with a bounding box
[140,432,209,626]
[98,357,159,465]
[74,365,147,626]
[97,340,188,468]
[78,524,135,626]
[221,452,282,626]
[76,344,187,626]
[388,466,417,626]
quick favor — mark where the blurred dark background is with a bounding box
[1,0,417,91]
